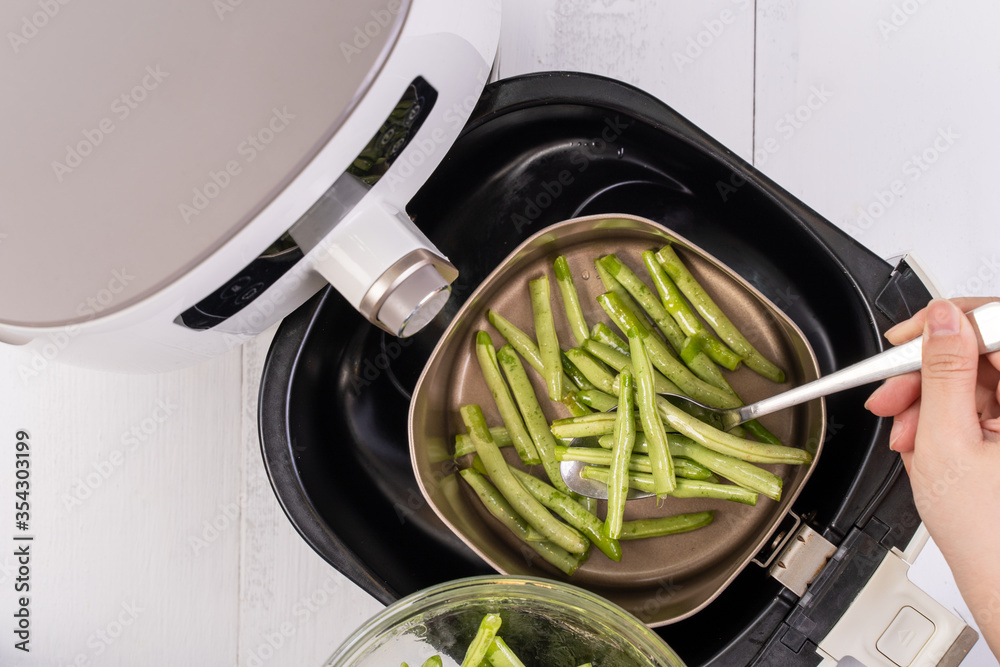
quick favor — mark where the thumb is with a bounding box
[916,299,982,448]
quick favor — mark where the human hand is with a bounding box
[865,297,1000,656]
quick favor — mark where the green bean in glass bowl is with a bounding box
[324,576,686,667]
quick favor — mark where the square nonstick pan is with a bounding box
[409,213,825,627]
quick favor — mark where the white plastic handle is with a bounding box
[815,526,977,666]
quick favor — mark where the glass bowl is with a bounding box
[325,575,686,666]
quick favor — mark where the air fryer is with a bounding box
[258,72,963,665]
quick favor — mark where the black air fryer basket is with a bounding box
[258,73,933,665]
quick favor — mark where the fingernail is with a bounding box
[888,420,903,451]
[884,321,904,340]
[864,384,885,411]
[926,299,961,337]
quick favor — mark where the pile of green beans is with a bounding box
[402,613,596,667]
[452,245,811,574]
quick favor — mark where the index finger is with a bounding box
[884,296,1000,345]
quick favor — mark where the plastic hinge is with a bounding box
[874,254,938,325]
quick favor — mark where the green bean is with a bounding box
[456,427,512,458]
[598,292,741,409]
[472,458,590,576]
[590,322,629,355]
[668,434,783,500]
[580,467,758,505]
[655,244,785,383]
[643,250,742,371]
[458,469,546,542]
[620,259,778,442]
[605,370,635,540]
[497,346,573,495]
[550,411,656,439]
[598,433,781,497]
[654,395,811,465]
[551,413,620,439]
[576,493,599,516]
[554,256,590,346]
[487,310,576,390]
[679,331,710,365]
[509,466,622,561]
[476,332,541,465]
[529,276,563,401]
[670,479,760,503]
[472,459,591,572]
[583,339,682,396]
[626,328,675,495]
[743,419,782,446]
[559,444,713,480]
[561,391,593,417]
[574,389,619,412]
[461,405,587,553]
[562,352,596,392]
[550,409,680,438]
[564,348,618,395]
[485,636,526,667]
[420,657,443,667]
[601,253,736,391]
[598,254,686,351]
[460,613,503,667]
[595,256,647,323]
[673,458,715,481]
[619,511,715,540]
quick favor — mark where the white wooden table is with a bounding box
[2,1,998,665]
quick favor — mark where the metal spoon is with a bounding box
[561,301,1000,500]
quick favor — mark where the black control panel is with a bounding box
[175,236,303,331]
[347,76,438,185]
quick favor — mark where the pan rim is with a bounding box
[408,212,826,627]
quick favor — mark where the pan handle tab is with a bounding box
[767,524,837,597]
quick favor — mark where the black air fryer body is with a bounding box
[258,73,933,666]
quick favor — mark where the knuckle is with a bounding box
[923,349,976,377]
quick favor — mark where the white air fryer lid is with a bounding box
[1,0,409,327]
